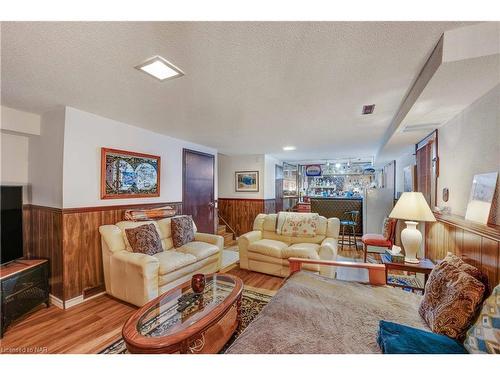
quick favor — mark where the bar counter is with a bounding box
[309,197,363,235]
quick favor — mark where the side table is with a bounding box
[380,254,434,292]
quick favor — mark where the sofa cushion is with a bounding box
[116,220,162,252]
[464,283,500,354]
[248,239,289,258]
[361,233,392,248]
[276,212,319,237]
[419,261,485,339]
[441,254,490,294]
[153,250,197,275]
[282,243,320,259]
[377,320,467,354]
[177,241,219,261]
[125,223,163,256]
[171,215,195,248]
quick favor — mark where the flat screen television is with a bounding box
[1,186,24,264]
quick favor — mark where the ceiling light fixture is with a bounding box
[283,146,296,151]
[135,55,184,81]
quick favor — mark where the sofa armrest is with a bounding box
[110,250,160,306]
[326,217,341,239]
[194,232,224,251]
[194,232,224,270]
[288,258,386,286]
[318,238,338,278]
[238,231,262,269]
[239,230,262,244]
[99,224,126,253]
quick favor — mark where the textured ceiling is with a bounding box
[1,21,471,160]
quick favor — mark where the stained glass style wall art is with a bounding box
[100,148,161,199]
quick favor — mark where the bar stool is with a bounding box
[340,210,360,251]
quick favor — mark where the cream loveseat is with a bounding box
[99,217,223,306]
[238,212,340,277]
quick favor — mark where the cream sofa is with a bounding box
[99,217,223,306]
[238,213,340,278]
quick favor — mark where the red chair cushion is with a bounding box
[361,233,392,247]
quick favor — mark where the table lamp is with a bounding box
[389,192,436,263]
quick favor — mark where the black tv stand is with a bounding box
[0,259,49,337]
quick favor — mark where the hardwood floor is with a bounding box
[0,242,369,354]
[0,264,286,354]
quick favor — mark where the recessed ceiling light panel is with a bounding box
[135,56,184,81]
[283,146,296,151]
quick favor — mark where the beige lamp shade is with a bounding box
[389,192,436,222]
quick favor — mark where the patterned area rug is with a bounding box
[99,286,274,354]
[387,274,424,294]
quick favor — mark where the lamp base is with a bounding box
[401,221,422,264]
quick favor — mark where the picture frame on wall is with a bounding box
[465,172,498,225]
[101,147,161,199]
[235,171,259,192]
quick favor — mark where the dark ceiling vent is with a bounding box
[362,104,375,115]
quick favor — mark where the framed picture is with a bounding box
[465,172,498,224]
[235,171,259,192]
[101,147,161,199]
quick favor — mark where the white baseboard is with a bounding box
[49,294,64,309]
[49,291,107,309]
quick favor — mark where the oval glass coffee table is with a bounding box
[122,273,243,354]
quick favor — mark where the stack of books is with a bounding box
[385,248,405,263]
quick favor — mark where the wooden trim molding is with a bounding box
[62,202,182,214]
[433,212,500,242]
[426,212,500,291]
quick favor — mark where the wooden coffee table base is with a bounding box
[123,274,243,354]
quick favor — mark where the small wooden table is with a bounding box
[380,254,434,292]
[122,274,243,354]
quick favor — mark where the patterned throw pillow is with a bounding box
[125,223,163,256]
[171,215,195,248]
[441,253,490,294]
[464,284,500,353]
[381,218,393,240]
[419,261,485,339]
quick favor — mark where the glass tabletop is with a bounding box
[136,274,237,338]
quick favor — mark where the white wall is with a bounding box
[1,133,29,185]
[29,108,65,208]
[63,107,217,208]
[218,154,265,199]
[437,84,500,223]
[1,106,41,135]
[1,106,42,203]
[264,155,282,200]
[394,150,416,196]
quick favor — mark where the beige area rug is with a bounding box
[99,285,274,354]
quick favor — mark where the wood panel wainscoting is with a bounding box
[425,212,500,291]
[23,202,182,307]
[218,198,276,236]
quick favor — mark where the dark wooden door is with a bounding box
[416,142,432,205]
[182,149,216,234]
[275,164,284,212]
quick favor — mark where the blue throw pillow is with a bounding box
[377,320,467,354]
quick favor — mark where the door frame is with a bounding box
[182,148,216,228]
